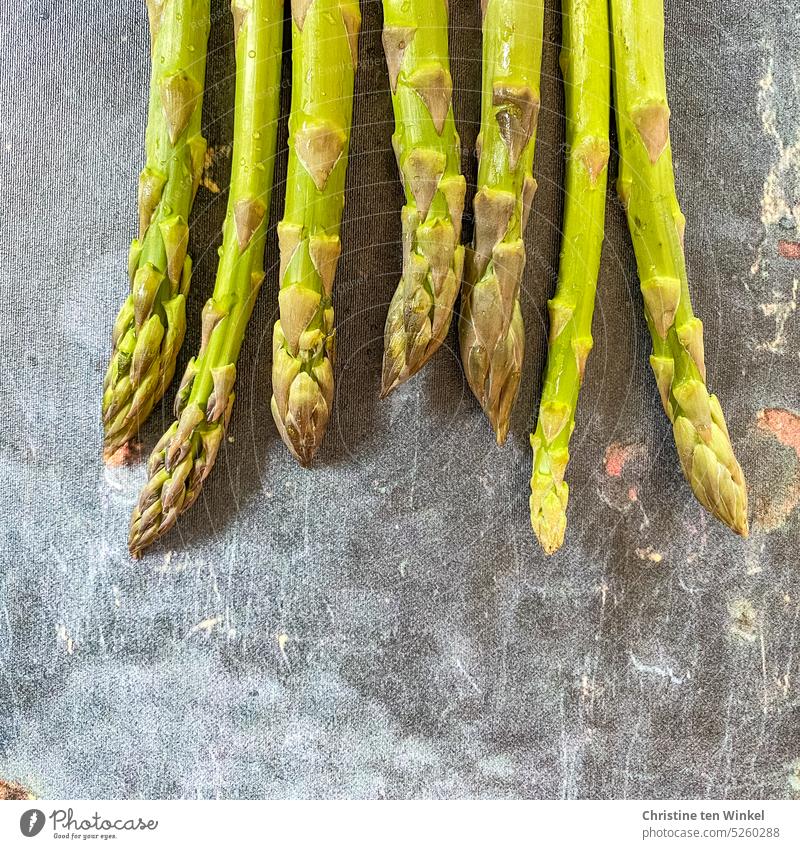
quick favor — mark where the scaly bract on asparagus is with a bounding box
[460,0,544,443]
[271,0,361,466]
[610,0,748,536]
[530,0,610,554]
[103,0,210,459]
[129,0,283,556]
[380,0,467,396]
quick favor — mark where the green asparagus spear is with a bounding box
[460,0,544,444]
[380,0,467,396]
[530,0,610,554]
[271,0,361,466]
[129,0,284,556]
[610,0,748,536]
[102,0,210,459]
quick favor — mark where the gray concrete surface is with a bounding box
[0,0,798,799]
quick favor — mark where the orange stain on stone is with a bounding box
[756,408,800,460]
[0,779,35,800]
[753,408,800,531]
[103,441,142,467]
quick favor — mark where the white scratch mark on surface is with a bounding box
[0,357,37,459]
[206,559,222,603]
[758,279,798,354]
[677,576,700,594]
[751,46,800,277]
[595,580,610,643]
[56,624,76,655]
[454,658,481,695]
[302,475,311,556]
[633,490,650,531]
[629,652,685,685]
[783,601,799,696]
[787,759,800,794]
[760,630,769,716]
[580,672,603,719]
[706,690,735,797]
[622,713,644,799]
[408,383,421,510]
[102,461,141,496]
[154,550,188,574]
[188,616,221,637]
[558,693,577,800]
[277,632,291,671]
[0,575,20,732]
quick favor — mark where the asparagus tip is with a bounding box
[489,410,510,446]
[379,355,405,398]
[674,413,749,540]
[379,379,397,400]
[380,365,420,398]
[711,497,749,539]
[701,498,749,540]
[530,474,568,555]
[286,439,315,468]
[127,519,145,559]
[270,397,326,467]
[532,523,565,556]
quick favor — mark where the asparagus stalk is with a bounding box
[459,0,544,443]
[529,0,610,553]
[129,0,284,556]
[271,0,361,466]
[380,0,467,396]
[102,0,210,459]
[610,0,748,536]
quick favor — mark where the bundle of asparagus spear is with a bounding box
[609,0,748,540]
[272,0,361,466]
[380,0,466,395]
[529,0,610,552]
[460,0,543,445]
[127,0,284,555]
[104,0,748,557]
[469,0,747,552]
[103,0,211,460]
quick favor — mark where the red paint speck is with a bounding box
[778,240,800,260]
[604,442,643,477]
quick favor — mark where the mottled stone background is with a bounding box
[0,0,797,799]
